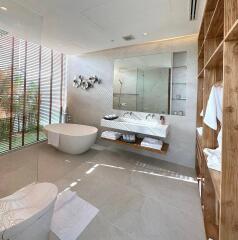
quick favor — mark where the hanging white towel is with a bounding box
[204,85,223,150]
[197,127,203,136]
[200,110,203,117]
[48,131,60,147]
[217,129,222,150]
[51,190,99,240]
[204,85,223,130]
[203,148,221,172]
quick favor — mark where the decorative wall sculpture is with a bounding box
[73,75,102,90]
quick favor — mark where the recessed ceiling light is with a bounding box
[0,6,8,11]
[143,32,148,36]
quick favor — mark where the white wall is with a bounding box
[67,36,198,168]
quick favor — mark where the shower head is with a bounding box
[118,79,123,85]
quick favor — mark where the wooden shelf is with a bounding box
[198,0,223,59]
[198,42,204,59]
[172,65,187,69]
[172,82,186,85]
[198,69,204,79]
[198,40,223,77]
[205,0,224,40]
[196,131,204,178]
[225,19,238,41]
[197,1,238,239]
[172,98,187,101]
[198,17,205,40]
[204,0,218,12]
[101,136,169,155]
[205,40,223,69]
[208,167,221,202]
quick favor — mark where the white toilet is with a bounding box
[0,183,58,240]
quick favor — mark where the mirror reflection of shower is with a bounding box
[113,52,187,115]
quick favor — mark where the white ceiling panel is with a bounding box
[81,0,171,37]
[0,0,206,54]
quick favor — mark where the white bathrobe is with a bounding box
[203,85,223,171]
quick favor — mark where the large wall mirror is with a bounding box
[113,51,187,116]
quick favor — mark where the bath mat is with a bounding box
[51,190,99,240]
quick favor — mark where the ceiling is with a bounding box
[0,0,206,54]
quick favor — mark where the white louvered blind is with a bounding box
[0,30,66,153]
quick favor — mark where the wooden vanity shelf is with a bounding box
[101,136,169,155]
[197,0,238,239]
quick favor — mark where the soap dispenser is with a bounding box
[160,116,165,125]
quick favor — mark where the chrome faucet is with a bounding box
[123,111,132,117]
[146,113,156,120]
[145,114,151,120]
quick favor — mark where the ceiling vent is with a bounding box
[122,35,135,41]
[190,0,197,21]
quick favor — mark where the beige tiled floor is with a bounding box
[0,143,206,240]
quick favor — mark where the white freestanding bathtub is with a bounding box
[0,183,58,240]
[44,123,98,154]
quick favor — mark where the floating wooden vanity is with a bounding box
[101,136,169,155]
[196,0,238,239]
[100,117,169,155]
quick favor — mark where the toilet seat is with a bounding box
[0,183,58,238]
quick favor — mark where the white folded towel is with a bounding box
[203,148,221,172]
[101,131,122,140]
[48,131,60,147]
[141,137,163,151]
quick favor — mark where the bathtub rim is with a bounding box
[44,123,98,137]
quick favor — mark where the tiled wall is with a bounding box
[67,36,197,168]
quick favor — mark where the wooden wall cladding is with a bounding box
[197,0,238,239]
[220,40,238,240]
[224,0,238,36]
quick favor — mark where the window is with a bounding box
[0,31,66,154]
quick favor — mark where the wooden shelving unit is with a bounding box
[101,136,169,155]
[196,0,238,239]
[208,167,221,201]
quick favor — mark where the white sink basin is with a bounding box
[101,117,169,138]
